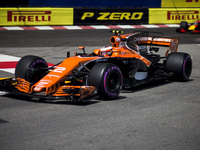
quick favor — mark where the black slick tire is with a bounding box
[88,63,123,100]
[166,52,192,81]
[180,21,188,29]
[15,55,48,83]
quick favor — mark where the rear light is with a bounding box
[180,28,187,33]
[192,30,200,33]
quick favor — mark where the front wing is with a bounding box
[0,77,96,101]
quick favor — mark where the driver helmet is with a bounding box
[100,46,113,56]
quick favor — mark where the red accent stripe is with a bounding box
[79,26,95,29]
[0,27,7,30]
[132,25,146,28]
[20,26,38,30]
[0,61,54,69]
[0,61,18,69]
[47,63,54,67]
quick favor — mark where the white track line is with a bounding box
[142,25,160,28]
[3,27,23,30]
[34,26,54,30]
[0,54,20,62]
[117,25,135,29]
[166,24,179,27]
[90,25,110,29]
[0,54,20,74]
[63,26,82,30]
[0,68,15,74]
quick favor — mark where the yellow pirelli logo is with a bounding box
[7,11,51,22]
[0,8,73,26]
[167,10,199,20]
[149,8,200,24]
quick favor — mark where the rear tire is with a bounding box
[180,21,188,29]
[88,63,123,100]
[15,55,48,83]
[166,52,192,81]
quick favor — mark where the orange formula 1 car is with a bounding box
[0,30,192,101]
[176,20,200,33]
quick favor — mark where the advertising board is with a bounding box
[74,8,148,25]
[0,8,73,26]
[149,8,200,24]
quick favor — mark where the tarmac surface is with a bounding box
[0,28,200,150]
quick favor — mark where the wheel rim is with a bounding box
[107,73,121,92]
[27,62,48,83]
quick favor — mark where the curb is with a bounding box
[0,54,54,74]
[0,24,179,30]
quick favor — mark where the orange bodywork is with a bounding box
[31,56,100,96]
[15,78,30,94]
[51,85,95,99]
[14,31,179,99]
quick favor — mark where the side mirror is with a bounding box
[79,46,86,54]
[79,46,85,50]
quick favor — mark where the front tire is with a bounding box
[15,55,48,83]
[88,63,123,100]
[166,52,192,81]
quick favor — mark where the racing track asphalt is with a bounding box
[0,28,200,47]
[0,28,200,150]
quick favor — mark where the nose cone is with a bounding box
[33,85,45,92]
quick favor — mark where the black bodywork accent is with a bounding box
[79,55,168,88]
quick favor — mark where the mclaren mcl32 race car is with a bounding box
[0,30,192,101]
[176,20,200,33]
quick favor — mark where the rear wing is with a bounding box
[139,37,180,56]
[118,32,180,57]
